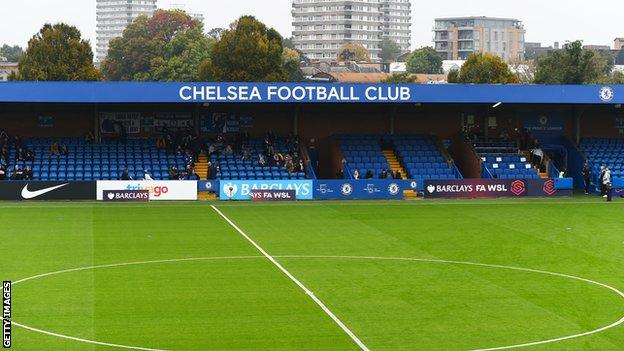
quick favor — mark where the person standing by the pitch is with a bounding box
[603,166,612,201]
[582,162,592,195]
[599,166,607,196]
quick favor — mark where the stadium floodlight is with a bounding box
[492,102,502,108]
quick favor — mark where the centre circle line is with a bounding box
[4,255,624,351]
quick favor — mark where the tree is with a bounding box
[449,53,519,84]
[380,39,402,62]
[282,47,304,82]
[0,45,24,62]
[198,16,287,82]
[534,41,612,84]
[15,24,99,81]
[337,43,370,62]
[382,72,415,84]
[406,47,443,74]
[102,10,213,81]
[207,27,225,41]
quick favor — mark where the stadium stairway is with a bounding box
[196,152,209,180]
[383,148,417,199]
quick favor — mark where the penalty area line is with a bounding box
[210,205,370,351]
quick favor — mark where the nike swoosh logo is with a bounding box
[21,183,70,199]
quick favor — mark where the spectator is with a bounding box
[0,165,6,180]
[394,170,403,180]
[85,131,95,144]
[16,148,25,161]
[242,147,252,161]
[365,170,373,179]
[10,165,24,180]
[168,166,179,180]
[297,159,305,173]
[582,162,592,195]
[49,141,59,156]
[380,169,387,179]
[353,169,360,180]
[59,144,68,156]
[25,149,35,162]
[120,168,132,181]
[24,166,33,180]
[258,154,267,167]
[224,144,233,155]
[531,146,544,169]
[144,170,153,181]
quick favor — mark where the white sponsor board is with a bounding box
[97,181,198,201]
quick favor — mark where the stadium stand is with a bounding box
[211,137,307,180]
[338,135,390,179]
[2,135,307,181]
[475,139,541,180]
[392,135,460,181]
[579,138,624,181]
[338,134,461,181]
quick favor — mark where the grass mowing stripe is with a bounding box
[210,205,371,351]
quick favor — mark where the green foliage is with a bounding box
[406,47,443,74]
[447,69,459,83]
[337,43,371,62]
[382,72,415,84]
[380,39,402,62]
[534,41,612,84]
[198,16,287,82]
[15,23,100,81]
[451,53,519,84]
[282,47,304,82]
[0,44,24,62]
[207,27,225,41]
[101,10,213,81]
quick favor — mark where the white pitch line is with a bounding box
[3,255,624,350]
[210,205,371,351]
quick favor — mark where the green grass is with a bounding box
[1,198,624,350]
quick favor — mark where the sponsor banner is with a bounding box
[198,180,219,193]
[424,179,572,199]
[97,181,198,201]
[424,179,527,199]
[251,190,296,202]
[523,114,565,140]
[313,180,405,200]
[1,83,621,105]
[0,181,96,200]
[103,190,150,202]
[219,180,313,201]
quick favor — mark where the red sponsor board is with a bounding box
[250,190,297,202]
[424,179,527,199]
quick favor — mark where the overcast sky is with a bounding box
[1,0,622,50]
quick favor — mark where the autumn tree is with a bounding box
[15,23,100,81]
[198,16,287,82]
[448,53,519,84]
[337,43,371,62]
[101,10,213,81]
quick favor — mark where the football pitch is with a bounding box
[1,198,624,351]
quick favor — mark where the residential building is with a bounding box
[0,58,19,82]
[614,38,624,50]
[96,0,158,63]
[433,16,525,62]
[292,0,412,62]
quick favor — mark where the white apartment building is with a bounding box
[292,0,412,62]
[96,0,158,63]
